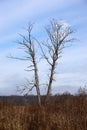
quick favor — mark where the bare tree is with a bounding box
[9,24,41,106]
[40,19,75,102]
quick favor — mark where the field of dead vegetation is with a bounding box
[0,94,87,130]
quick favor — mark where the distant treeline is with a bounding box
[0,90,87,105]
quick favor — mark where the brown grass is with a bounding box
[0,94,87,130]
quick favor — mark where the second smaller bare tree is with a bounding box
[40,19,75,102]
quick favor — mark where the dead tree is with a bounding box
[41,19,75,102]
[9,20,75,104]
[9,24,41,106]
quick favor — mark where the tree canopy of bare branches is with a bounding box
[9,19,75,105]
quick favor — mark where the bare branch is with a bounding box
[24,68,35,72]
[7,54,30,61]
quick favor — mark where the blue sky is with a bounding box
[0,0,87,95]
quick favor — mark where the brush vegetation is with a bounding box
[0,91,87,130]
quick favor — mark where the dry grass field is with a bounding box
[0,94,87,130]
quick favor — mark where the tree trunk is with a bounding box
[33,58,41,106]
[45,59,56,103]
